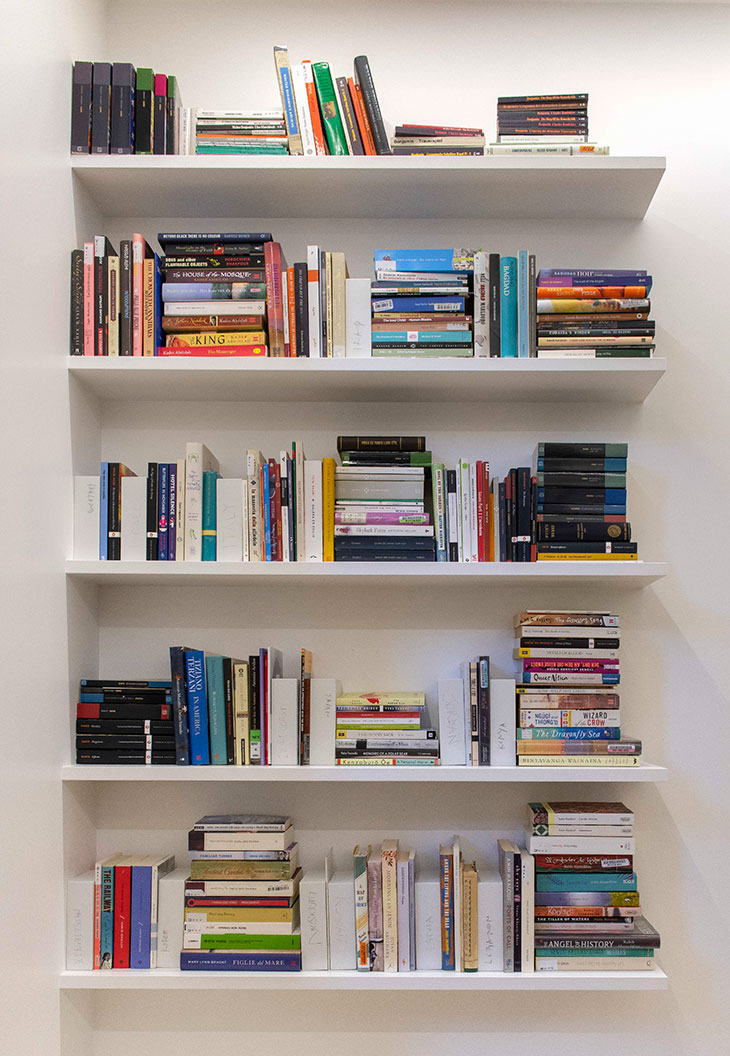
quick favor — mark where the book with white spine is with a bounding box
[477,870,504,971]
[66,870,94,970]
[469,461,478,562]
[414,869,441,969]
[185,443,219,561]
[157,866,188,968]
[437,679,468,765]
[473,250,489,356]
[294,440,306,561]
[164,301,266,316]
[304,459,323,561]
[216,478,244,562]
[290,63,316,156]
[120,476,146,561]
[241,484,250,562]
[381,840,399,972]
[299,853,332,970]
[73,476,100,560]
[327,870,357,969]
[489,678,517,766]
[175,458,186,559]
[307,246,321,357]
[345,277,372,358]
[271,678,299,766]
[309,678,339,766]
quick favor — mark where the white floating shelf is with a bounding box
[68,357,666,405]
[60,763,667,783]
[70,155,665,220]
[59,967,668,991]
[65,560,667,589]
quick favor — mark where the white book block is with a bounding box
[490,678,517,766]
[299,857,331,971]
[271,678,299,766]
[397,850,415,971]
[437,679,467,765]
[309,678,338,766]
[216,478,244,562]
[414,871,441,970]
[478,871,504,971]
[73,477,100,560]
[66,870,94,970]
[185,442,219,561]
[120,476,146,561]
[345,277,372,358]
[157,867,188,969]
[304,460,323,561]
[327,871,356,970]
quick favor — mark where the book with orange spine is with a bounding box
[349,78,376,155]
[536,286,648,299]
[287,266,297,356]
[301,60,327,155]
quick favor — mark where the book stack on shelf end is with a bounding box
[493,93,608,156]
[536,268,655,359]
[75,679,175,766]
[181,814,301,971]
[515,609,641,768]
[529,802,661,971]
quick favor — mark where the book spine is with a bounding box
[132,234,144,355]
[273,46,302,154]
[381,844,399,972]
[130,866,152,969]
[206,656,227,764]
[299,869,329,970]
[336,76,364,155]
[94,235,107,356]
[322,457,336,561]
[439,848,455,969]
[500,257,518,357]
[145,462,158,560]
[99,861,115,967]
[91,63,111,154]
[290,64,316,156]
[433,464,447,562]
[349,78,376,155]
[478,875,504,971]
[305,460,323,561]
[113,864,132,968]
[83,242,94,355]
[201,470,218,561]
[488,252,501,357]
[477,657,490,765]
[367,857,384,971]
[473,250,488,356]
[518,249,529,358]
[153,74,167,153]
[312,62,349,156]
[301,60,328,155]
[71,62,93,153]
[66,872,95,970]
[265,241,286,358]
[70,249,84,354]
[397,855,412,971]
[353,55,390,155]
[186,650,210,764]
[327,872,357,970]
[143,255,154,355]
[169,646,190,764]
[354,849,370,971]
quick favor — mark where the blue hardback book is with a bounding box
[201,470,218,561]
[371,296,465,314]
[130,863,152,969]
[500,257,518,357]
[374,248,473,272]
[537,488,627,505]
[169,645,192,764]
[158,462,169,561]
[205,655,227,765]
[99,462,109,560]
[536,872,637,893]
[517,249,530,358]
[185,649,210,764]
[262,467,272,561]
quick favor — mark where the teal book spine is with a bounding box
[536,872,637,893]
[99,862,115,967]
[201,470,218,561]
[500,257,518,357]
[205,655,228,765]
[517,249,529,358]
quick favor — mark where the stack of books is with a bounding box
[180,814,301,971]
[88,852,176,968]
[71,62,181,155]
[193,110,287,155]
[335,692,439,767]
[158,232,270,357]
[528,802,661,972]
[76,679,175,765]
[536,268,655,359]
[494,93,599,153]
[371,248,475,358]
[533,442,637,560]
[497,838,534,971]
[69,233,160,357]
[334,438,434,562]
[273,48,390,156]
[390,124,485,156]
[514,609,641,769]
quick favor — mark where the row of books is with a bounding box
[71,62,181,155]
[515,610,641,768]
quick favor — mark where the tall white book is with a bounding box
[73,476,100,560]
[490,678,517,766]
[290,64,316,156]
[184,442,219,561]
[66,870,94,970]
[397,849,415,971]
[156,866,188,969]
[414,869,441,969]
[120,476,146,561]
[309,678,338,766]
[299,853,332,970]
[345,277,371,358]
[437,679,468,765]
[175,458,186,559]
[304,460,323,561]
[271,678,299,766]
[327,870,357,970]
[216,478,244,562]
[477,869,504,971]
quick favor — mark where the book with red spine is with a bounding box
[273,462,283,561]
[395,124,484,137]
[348,78,376,155]
[301,60,328,155]
[83,241,95,355]
[113,859,132,968]
[264,241,288,357]
[156,345,267,357]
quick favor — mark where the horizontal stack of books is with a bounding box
[193,110,287,155]
[181,815,301,971]
[85,851,176,968]
[533,442,637,560]
[390,124,485,156]
[371,248,475,358]
[159,232,270,357]
[335,436,434,562]
[76,679,175,765]
[493,93,608,155]
[515,609,641,768]
[497,838,534,971]
[335,692,438,766]
[69,234,160,357]
[529,802,661,972]
[536,268,655,359]
[71,62,181,154]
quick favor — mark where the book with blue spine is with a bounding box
[517,727,621,741]
[161,282,266,301]
[500,257,518,357]
[371,330,472,344]
[520,672,620,685]
[168,463,177,560]
[154,253,162,353]
[517,250,530,358]
[99,462,109,560]
[169,646,192,764]
[536,872,637,892]
[374,249,474,273]
[99,858,116,967]
[371,296,466,314]
[130,861,152,968]
[537,488,627,505]
[262,467,272,561]
[180,951,302,971]
[205,655,227,765]
[439,844,455,970]
[158,463,169,560]
[201,470,218,561]
[185,649,210,764]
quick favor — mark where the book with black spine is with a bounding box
[353,56,390,155]
[71,61,93,153]
[91,62,111,154]
[110,63,135,154]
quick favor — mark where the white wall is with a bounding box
[3,2,730,1054]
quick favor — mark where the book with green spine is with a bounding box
[191,933,301,950]
[205,656,227,765]
[201,470,218,561]
[311,62,349,155]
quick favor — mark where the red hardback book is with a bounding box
[348,78,376,155]
[113,861,132,968]
[264,242,288,357]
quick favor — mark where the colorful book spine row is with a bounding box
[71,62,181,155]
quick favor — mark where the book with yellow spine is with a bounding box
[166,331,267,347]
[518,755,641,767]
[322,457,336,561]
[381,840,399,972]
